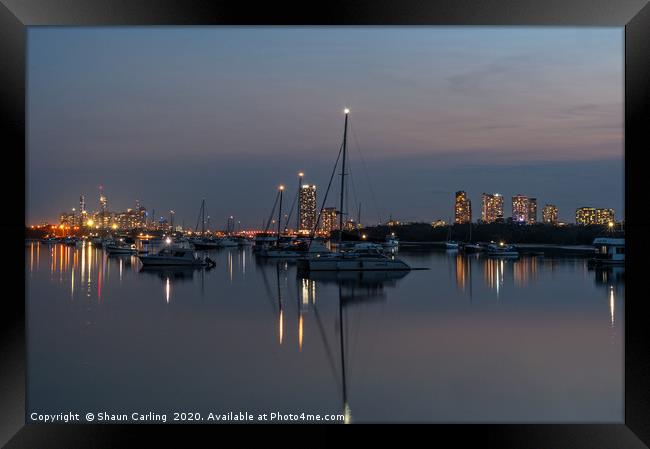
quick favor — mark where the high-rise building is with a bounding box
[299,184,317,233]
[542,204,558,225]
[527,198,537,224]
[454,191,472,224]
[97,187,111,229]
[319,207,338,234]
[79,194,86,214]
[576,207,615,225]
[596,208,615,224]
[576,207,597,225]
[481,193,503,223]
[511,194,529,223]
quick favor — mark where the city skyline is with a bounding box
[27,27,624,226]
[45,184,619,231]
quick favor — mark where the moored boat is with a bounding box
[299,109,410,272]
[138,246,215,267]
[444,241,459,250]
[486,242,519,258]
[105,241,138,255]
[588,237,624,266]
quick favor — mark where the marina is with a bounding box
[23,26,626,428]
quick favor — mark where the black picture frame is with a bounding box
[1,0,649,446]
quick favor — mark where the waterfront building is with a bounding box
[344,219,358,231]
[319,207,338,235]
[576,207,616,225]
[454,191,472,224]
[511,194,529,223]
[542,204,558,225]
[299,184,317,233]
[431,219,447,227]
[576,207,597,225]
[481,193,503,223]
[527,198,537,224]
[596,208,615,224]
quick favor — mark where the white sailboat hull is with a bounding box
[305,256,410,271]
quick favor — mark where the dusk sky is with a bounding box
[27,27,624,228]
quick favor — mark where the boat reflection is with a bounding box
[294,269,408,423]
[138,266,200,283]
[591,265,625,287]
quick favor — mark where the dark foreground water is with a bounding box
[26,242,623,423]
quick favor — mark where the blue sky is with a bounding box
[27,27,623,227]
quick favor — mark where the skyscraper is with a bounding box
[299,184,317,233]
[481,193,503,223]
[527,198,537,224]
[319,207,338,234]
[454,191,472,224]
[511,194,529,223]
[542,204,558,225]
[98,186,110,229]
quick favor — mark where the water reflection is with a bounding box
[27,242,624,422]
[296,269,409,422]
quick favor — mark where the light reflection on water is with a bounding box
[26,242,623,423]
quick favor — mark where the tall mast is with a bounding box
[297,172,304,233]
[339,108,350,245]
[201,199,206,235]
[277,185,284,246]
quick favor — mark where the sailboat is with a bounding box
[258,186,331,258]
[190,200,221,249]
[444,220,459,250]
[461,222,484,253]
[300,109,411,272]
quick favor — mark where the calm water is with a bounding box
[26,242,623,423]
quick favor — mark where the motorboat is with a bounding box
[191,237,221,250]
[234,236,252,246]
[40,237,59,244]
[461,242,484,253]
[486,242,519,258]
[217,236,239,247]
[382,234,399,249]
[444,241,459,250]
[105,241,137,255]
[588,237,624,266]
[89,236,103,247]
[138,246,216,267]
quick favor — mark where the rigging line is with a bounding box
[263,190,281,234]
[347,159,360,226]
[195,200,204,233]
[349,117,382,225]
[308,139,344,244]
[284,188,298,231]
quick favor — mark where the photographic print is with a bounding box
[25,26,624,424]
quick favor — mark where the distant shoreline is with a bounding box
[357,222,623,246]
